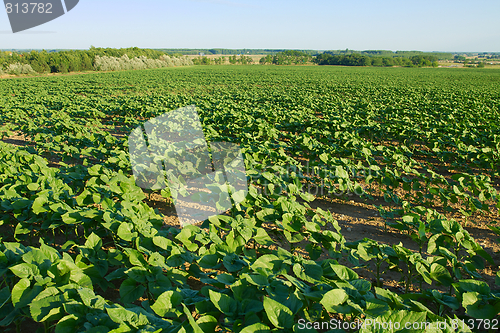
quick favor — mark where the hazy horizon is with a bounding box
[1,0,499,52]
[0,48,498,54]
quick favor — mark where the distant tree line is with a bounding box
[455,52,500,59]
[157,48,318,56]
[0,47,192,75]
[313,53,439,67]
[321,49,453,60]
[0,47,461,75]
[453,55,489,67]
[154,48,455,59]
[259,51,313,65]
[191,55,253,65]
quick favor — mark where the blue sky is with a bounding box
[1,0,499,51]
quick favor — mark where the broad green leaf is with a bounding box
[198,254,219,268]
[293,263,323,283]
[429,263,453,286]
[119,279,146,304]
[11,278,30,307]
[365,299,390,317]
[320,289,349,312]
[263,296,294,329]
[240,322,271,333]
[330,264,358,281]
[85,232,102,251]
[32,196,48,214]
[9,263,40,279]
[117,223,136,242]
[77,288,106,310]
[55,314,81,333]
[195,315,218,332]
[151,290,183,317]
[208,289,238,317]
[153,236,172,250]
[30,287,64,322]
[182,303,204,333]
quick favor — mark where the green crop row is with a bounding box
[0,65,499,332]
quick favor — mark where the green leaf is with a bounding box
[30,287,64,322]
[223,253,247,272]
[9,263,39,279]
[216,273,236,285]
[11,278,31,307]
[231,190,246,204]
[27,183,39,191]
[85,232,102,251]
[429,263,453,286]
[32,196,48,214]
[208,289,238,317]
[0,286,10,309]
[117,223,136,242]
[462,291,497,319]
[293,263,323,283]
[241,298,264,313]
[254,228,274,246]
[125,267,148,284]
[125,248,148,268]
[106,305,150,328]
[320,289,349,313]
[77,288,106,310]
[299,191,315,202]
[376,310,427,332]
[365,299,390,317]
[244,274,269,287]
[61,212,79,225]
[240,322,271,333]
[175,226,199,252]
[40,239,61,262]
[119,278,146,304]
[462,291,480,307]
[198,254,219,269]
[263,296,293,329]
[195,315,218,332]
[151,290,183,317]
[457,279,490,294]
[251,254,282,274]
[153,236,172,250]
[182,303,204,333]
[12,199,31,210]
[55,314,81,333]
[330,264,358,281]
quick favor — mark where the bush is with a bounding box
[93,54,193,71]
[5,63,36,75]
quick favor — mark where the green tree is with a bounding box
[81,53,93,71]
[382,57,394,67]
[371,57,383,67]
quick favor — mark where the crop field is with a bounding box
[0,65,500,332]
